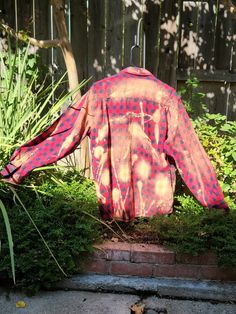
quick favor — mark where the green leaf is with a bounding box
[27,57,36,68]
[0,199,15,284]
[232,152,236,162]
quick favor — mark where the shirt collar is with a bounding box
[121,66,153,76]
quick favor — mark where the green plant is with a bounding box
[175,194,205,215]
[0,199,15,283]
[178,76,208,118]
[193,114,236,208]
[0,170,101,295]
[147,209,236,267]
[176,77,236,210]
[0,39,87,284]
[0,41,84,166]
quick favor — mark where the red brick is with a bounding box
[84,259,110,274]
[92,248,108,259]
[85,241,236,282]
[200,266,236,281]
[153,264,236,281]
[153,264,200,279]
[108,249,130,261]
[176,252,217,265]
[93,241,131,261]
[110,261,153,277]
[131,243,175,264]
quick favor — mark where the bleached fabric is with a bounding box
[1,66,228,221]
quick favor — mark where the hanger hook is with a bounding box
[130,17,146,68]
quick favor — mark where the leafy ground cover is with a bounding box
[0,170,102,295]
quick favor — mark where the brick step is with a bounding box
[83,241,236,281]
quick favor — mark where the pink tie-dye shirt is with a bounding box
[0,66,228,221]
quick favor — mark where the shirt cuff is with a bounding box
[0,163,23,184]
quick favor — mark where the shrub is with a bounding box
[193,113,236,209]
[176,77,236,210]
[0,170,101,295]
[147,209,236,268]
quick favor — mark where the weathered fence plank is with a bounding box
[215,3,234,70]
[71,0,88,89]
[16,0,32,33]
[34,0,51,72]
[195,0,218,70]
[228,83,236,120]
[105,0,123,76]
[123,1,144,68]
[178,0,200,70]
[87,0,106,83]
[177,80,226,115]
[177,68,236,82]
[0,0,16,30]
[144,0,161,76]
[232,21,236,72]
[158,0,181,87]
[1,0,236,120]
[209,82,228,115]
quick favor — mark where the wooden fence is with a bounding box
[1,0,236,120]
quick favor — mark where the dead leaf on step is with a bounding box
[16,300,26,308]
[130,303,145,314]
[111,236,119,242]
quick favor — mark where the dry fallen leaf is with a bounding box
[130,303,145,314]
[111,236,119,242]
[16,300,26,308]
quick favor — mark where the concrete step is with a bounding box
[53,274,236,302]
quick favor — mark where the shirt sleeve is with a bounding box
[163,91,229,210]
[0,89,93,184]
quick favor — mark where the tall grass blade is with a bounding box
[0,199,15,284]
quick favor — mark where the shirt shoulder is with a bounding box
[92,74,118,89]
[160,84,181,109]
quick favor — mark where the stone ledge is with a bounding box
[53,274,236,302]
[83,241,236,282]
